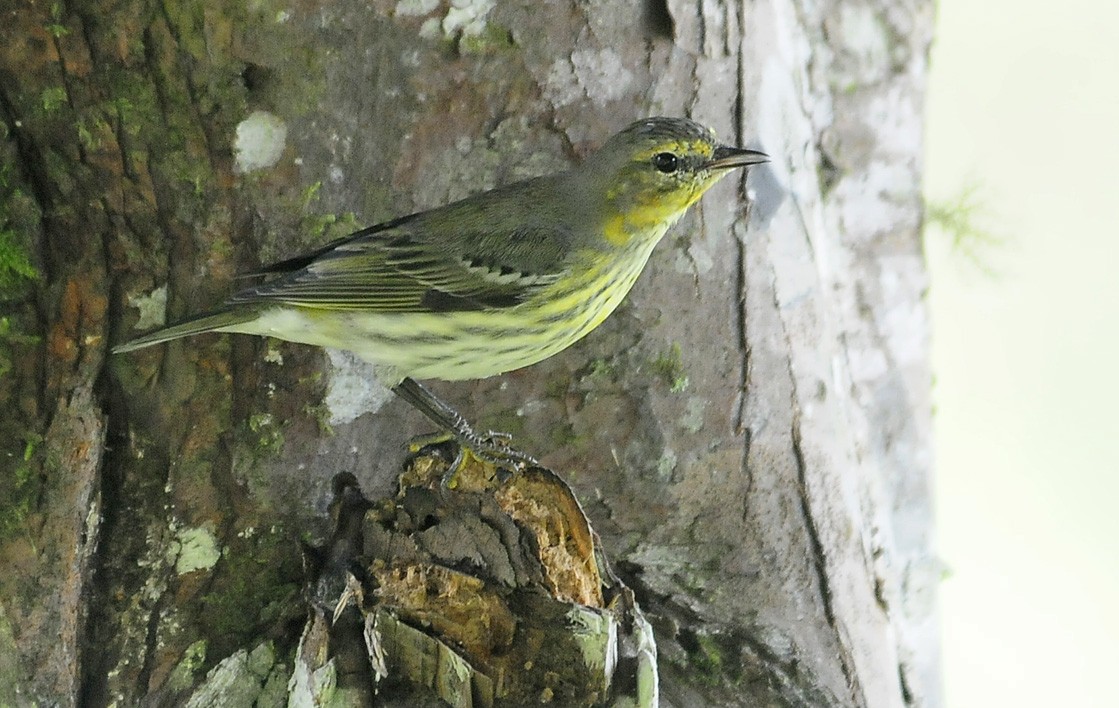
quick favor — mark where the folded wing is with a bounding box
[230,219,571,313]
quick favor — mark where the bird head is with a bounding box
[582,117,768,246]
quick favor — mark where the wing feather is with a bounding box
[229,217,571,313]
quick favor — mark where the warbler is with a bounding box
[115,117,767,465]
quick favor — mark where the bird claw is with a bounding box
[406,429,536,488]
[479,429,513,445]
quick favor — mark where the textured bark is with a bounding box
[0,0,936,706]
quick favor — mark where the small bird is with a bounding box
[115,117,767,467]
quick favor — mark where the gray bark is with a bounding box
[0,0,936,705]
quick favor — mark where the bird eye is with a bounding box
[652,152,679,174]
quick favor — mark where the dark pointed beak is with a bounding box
[706,145,769,170]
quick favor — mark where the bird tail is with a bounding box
[113,308,259,353]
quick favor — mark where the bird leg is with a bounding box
[392,377,537,483]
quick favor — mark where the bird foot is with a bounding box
[407,430,537,487]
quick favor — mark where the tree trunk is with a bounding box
[0,0,936,706]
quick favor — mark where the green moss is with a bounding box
[298,180,361,242]
[0,170,41,301]
[197,526,301,661]
[296,371,324,386]
[76,112,113,152]
[112,0,250,196]
[672,629,746,688]
[302,211,361,243]
[0,317,38,383]
[246,413,285,457]
[0,231,36,297]
[584,356,619,383]
[479,408,526,441]
[160,1,220,73]
[692,633,724,677]
[253,181,365,266]
[45,2,68,37]
[208,233,235,261]
[542,375,570,400]
[299,181,323,210]
[0,151,41,530]
[649,343,689,393]
[0,433,41,540]
[458,23,516,55]
[40,86,67,112]
[301,402,335,437]
[550,424,578,449]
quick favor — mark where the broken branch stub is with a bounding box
[298,444,658,707]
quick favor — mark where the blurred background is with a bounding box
[925,1,1119,705]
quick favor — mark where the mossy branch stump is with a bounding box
[291,444,657,707]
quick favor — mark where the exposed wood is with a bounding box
[282,450,657,706]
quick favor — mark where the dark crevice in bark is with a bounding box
[730,41,749,426]
[695,2,707,56]
[643,0,674,39]
[732,9,745,147]
[616,558,832,705]
[899,658,915,705]
[136,584,165,699]
[81,385,127,706]
[790,193,817,261]
[790,415,865,708]
[0,83,55,288]
[141,24,174,144]
[732,42,756,522]
[733,227,753,523]
[154,1,219,172]
[736,630,846,707]
[47,33,87,167]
